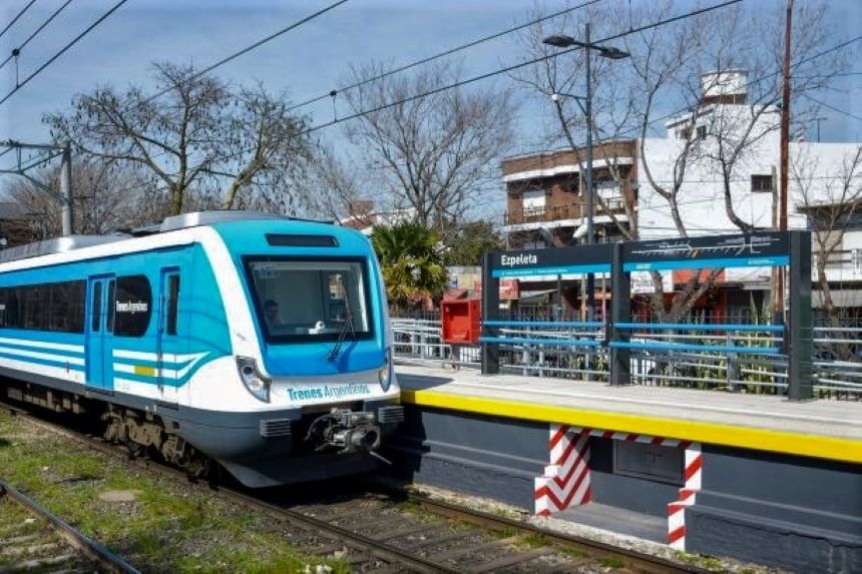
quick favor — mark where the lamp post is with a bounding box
[543,24,629,321]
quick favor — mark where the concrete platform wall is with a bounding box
[687,445,862,574]
[389,403,862,573]
[388,405,548,509]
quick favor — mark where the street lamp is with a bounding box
[543,24,629,321]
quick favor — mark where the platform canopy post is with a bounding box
[610,243,631,386]
[481,251,500,375]
[787,230,813,401]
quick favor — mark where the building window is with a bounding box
[751,175,773,193]
[696,125,707,140]
[520,187,547,223]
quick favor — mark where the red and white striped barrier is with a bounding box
[534,425,591,516]
[535,424,704,551]
[668,443,703,550]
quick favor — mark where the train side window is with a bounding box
[23,285,47,329]
[50,283,68,331]
[114,275,151,337]
[107,280,115,333]
[0,288,6,327]
[6,289,20,328]
[166,274,180,335]
[68,281,86,333]
[53,281,85,333]
[91,283,102,332]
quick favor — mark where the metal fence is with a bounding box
[390,313,862,401]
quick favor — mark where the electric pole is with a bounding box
[776,0,793,324]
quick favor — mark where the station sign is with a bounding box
[491,244,612,278]
[623,232,789,272]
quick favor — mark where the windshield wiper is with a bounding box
[327,290,356,362]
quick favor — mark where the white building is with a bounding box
[500,70,862,316]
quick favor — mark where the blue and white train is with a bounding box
[0,211,403,487]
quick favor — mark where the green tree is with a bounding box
[441,220,503,266]
[370,222,447,310]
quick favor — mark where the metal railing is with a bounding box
[391,317,862,400]
[503,197,626,226]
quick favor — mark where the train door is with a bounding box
[157,268,181,401]
[86,275,116,390]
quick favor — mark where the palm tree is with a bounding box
[370,222,447,310]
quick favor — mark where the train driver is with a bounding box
[264,299,283,327]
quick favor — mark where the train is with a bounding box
[0,211,403,487]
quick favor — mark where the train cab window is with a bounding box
[245,258,373,342]
[114,275,152,337]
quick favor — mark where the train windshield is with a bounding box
[245,258,373,342]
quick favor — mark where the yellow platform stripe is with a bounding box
[401,389,862,464]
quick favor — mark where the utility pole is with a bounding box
[814,116,826,143]
[0,140,75,236]
[542,25,630,324]
[60,142,74,236]
[776,0,793,324]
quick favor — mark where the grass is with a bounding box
[518,532,547,548]
[0,413,356,573]
[559,546,588,559]
[599,556,625,569]
[673,550,728,570]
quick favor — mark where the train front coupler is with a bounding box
[307,408,387,461]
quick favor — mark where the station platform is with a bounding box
[388,362,862,573]
[395,363,862,464]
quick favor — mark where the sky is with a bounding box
[0,0,860,219]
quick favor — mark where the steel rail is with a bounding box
[2,399,715,574]
[0,402,456,573]
[0,476,140,573]
[407,494,711,574]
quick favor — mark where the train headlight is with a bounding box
[236,356,271,403]
[378,347,393,392]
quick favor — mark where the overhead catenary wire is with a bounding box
[0,0,131,107]
[299,0,745,137]
[513,33,862,156]
[801,93,862,123]
[134,0,351,109]
[205,0,753,169]
[286,0,604,113]
[0,0,75,73]
[0,0,37,42]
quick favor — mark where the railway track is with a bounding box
[1,401,711,573]
[0,477,138,573]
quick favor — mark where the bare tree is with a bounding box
[44,63,313,216]
[341,61,516,229]
[303,144,378,223]
[5,160,156,237]
[514,0,845,321]
[793,145,862,357]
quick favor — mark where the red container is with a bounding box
[441,298,481,345]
